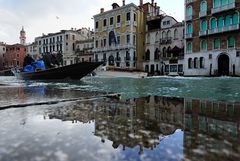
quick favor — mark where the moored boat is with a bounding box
[12,62,103,80]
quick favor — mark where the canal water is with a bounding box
[0,76,239,161]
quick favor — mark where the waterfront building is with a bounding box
[35,28,92,66]
[5,44,25,69]
[184,0,240,76]
[25,42,38,59]
[93,0,146,70]
[143,1,162,75]
[0,42,6,70]
[160,16,185,75]
[75,31,94,63]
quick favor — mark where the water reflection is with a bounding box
[45,96,240,160]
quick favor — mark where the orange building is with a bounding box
[5,44,25,69]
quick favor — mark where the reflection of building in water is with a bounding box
[184,99,240,161]
[94,96,184,154]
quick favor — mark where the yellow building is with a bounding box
[93,1,145,70]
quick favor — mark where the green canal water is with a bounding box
[0,76,239,161]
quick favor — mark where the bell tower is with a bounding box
[20,26,26,45]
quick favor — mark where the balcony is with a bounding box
[116,23,121,28]
[185,0,196,4]
[211,2,235,14]
[160,37,172,45]
[185,15,192,21]
[208,24,239,35]
[199,30,207,37]
[185,33,193,39]
[199,10,207,18]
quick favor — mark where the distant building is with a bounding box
[93,0,146,70]
[35,28,92,66]
[0,42,6,70]
[75,38,94,63]
[20,26,26,45]
[5,44,25,69]
[25,42,38,59]
[184,0,240,76]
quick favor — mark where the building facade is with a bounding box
[75,38,94,63]
[35,28,92,66]
[184,0,240,76]
[93,1,146,70]
[160,16,185,75]
[25,42,38,59]
[5,44,25,69]
[0,42,6,70]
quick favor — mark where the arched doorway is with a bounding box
[108,55,115,66]
[218,54,229,76]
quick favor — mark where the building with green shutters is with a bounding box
[184,0,240,76]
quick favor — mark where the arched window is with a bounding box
[221,0,228,6]
[213,38,220,49]
[194,58,198,68]
[147,34,150,43]
[210,18,217,29]
[233,12,239,25]
[187,42,192,53]
[225,15,232,27]
[155,32,159,42]
[201,39,207,50]
[188,58,192,69]
[154,48,159,60]
[167,30,171,38]
[200,1,207,11]
[145,49,150,61]
[201,19,207,31]
[228,36,235,48]
[217,17,224,28]
[186,5,193,16]
[162,31,166,39]
[162,47,166,57]
[200,57,204,68]
[174,29,178,39]
[187,23,193,34]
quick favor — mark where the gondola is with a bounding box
[12,61,103,80]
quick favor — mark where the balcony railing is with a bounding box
[211,2,235,14]
[199,10,207,18]
[185,0,196,4]
[185,33,193,39]
[160,37,172,44]
[208,24,239,35]
[185,15,192,21]
[199,30,207,36]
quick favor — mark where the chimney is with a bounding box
[151,0,154,5]
[123,0,125,6]
[100,8,104,13]
[140,0,143,6]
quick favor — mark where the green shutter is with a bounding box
[187,24,192,33]
[201,20,207,31]
[218,17,224,28]
[201,1,207,11]
[211,18,216,29]
[201,40,207,50]
[228,36,235,48]
[221,0,228,6]
[225,15,231,26]
[187,6,192,16]
[187,42,192,52]
[233,13,239,25]
[214,38,220,49]
[214,0,220,8]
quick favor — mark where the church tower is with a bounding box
[20,26,26,45]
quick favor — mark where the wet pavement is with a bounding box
[0,76,240,161]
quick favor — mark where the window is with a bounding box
[213,38,220,49]
[162,31,166,39]
[210,18,217,29]
[66,35,69,40]
[103,19,107,27]
[218,17,224,28]
[187,42,192,53]
[126,12,131,21]
[167,30,171,38]
[95,40,98,48]
[200,57,204,68]
[213,0,220,8]
[174,29,178,39]
[126,35,130,44]
[117,15,121,23]
[201,39,207,50]
[201,19,207,31]
[187,23,193,34]
[228,36,235,48]
[103,39,107,47]
[186,5,192,16]
[134,13,136,21]
[188,58,192,69]
[72,35,75,40]
[110,17,114,25]
[117,36,120,44]
[233,13,239,25]
[200,1,207,11]
[225,15,232,26]
[133,35,136,45]
[95,21,99,29]
[194,58,198,68]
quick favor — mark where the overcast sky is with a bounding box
[0,0,184,44]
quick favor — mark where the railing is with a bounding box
[199,30,207,36]
[185,33,193,39]
[185,0,196,4]
[160,37,172,44]
[208,24,239,35]
[92,44,136,52]
[199,10,207,18]
[211,2,235,14]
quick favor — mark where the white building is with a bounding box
[0,42,6,70]
[35,28,92,65]
[25,42,38,59]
